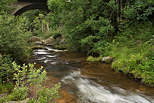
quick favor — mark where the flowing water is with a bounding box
[30,45,154,103]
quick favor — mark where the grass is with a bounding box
[108,40,154,86]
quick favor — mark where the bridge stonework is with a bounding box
[12,0,49,16]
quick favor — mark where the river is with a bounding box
[29,45,154,103]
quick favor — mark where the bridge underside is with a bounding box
[12,1,49,16]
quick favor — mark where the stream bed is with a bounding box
[29,46,154,103]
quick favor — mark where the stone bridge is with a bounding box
[12,0,49,16]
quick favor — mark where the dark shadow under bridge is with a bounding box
[12,0,49,16]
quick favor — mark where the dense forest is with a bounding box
[0,0,154,102]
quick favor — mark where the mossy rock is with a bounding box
[54,44,67,50]
[32,45,48,50]
[101,56,114,64]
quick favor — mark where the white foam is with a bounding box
[33,49,49,55]
[37,49,47,52]
[50,61,57,64]
[46,55,57,58]
[37,57,46,60]
[43,59,52,63]
[62,71,153,103]
[46,47,65,52]
[34,51,49,55]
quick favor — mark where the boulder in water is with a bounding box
[101,56,114,64]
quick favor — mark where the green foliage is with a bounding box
[0,86,28,102]
[21,10,46,30]
[111,43,154,86]
[12,62,47,87]
[123,0,154,21]
[81,36,100,52]
[0,15,32,62]
[48,0,63,13]
[0,62,46,102]
[0,1,61,102]
[12,62,60,102]
[0,0,17,14]
[28,84,61,103]
[0,81,14,94]
[0,56,14,94]
[87,56,102,62]
[108,21,154,86]
[0,62,60,102]
[10,86,28,101]
[30,14,49,38]
[45,13,61,30]
[47,0,115,50]
[21,10,51,38]
[0,56,14,82]
[46,0,154,86]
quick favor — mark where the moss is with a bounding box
[54,44,67,50]
[32,45,48,50]
[87,56,102,62]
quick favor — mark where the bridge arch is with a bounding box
[12,2,50,16]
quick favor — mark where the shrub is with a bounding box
[0,56,14,82]
[12,62,47,87]
[0,15,32,62]
[21,11,51,38]
[0,81,14,94]
[0,0,17,14]
[0,62,60,102]
[10,86,28,101]
[0,86,28,102]
[28,84,61,103]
